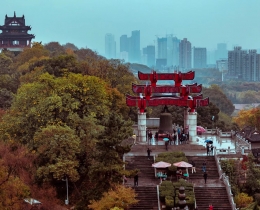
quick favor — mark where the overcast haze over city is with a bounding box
[2,0,260,56]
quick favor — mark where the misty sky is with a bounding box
[1,0,260,56]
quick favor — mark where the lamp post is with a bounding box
[63,176,69,205]
[211,116,215,129]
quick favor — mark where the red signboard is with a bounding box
[196,97,209,107]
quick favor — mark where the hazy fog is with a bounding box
[1,0,260,56]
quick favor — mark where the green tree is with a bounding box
[0,53,13,74]
[203,84,235,116]
[244,154,260,194]
[34,125,81,182]
[44,41,66,57]
[1,72,109,146]
[14,42,49,70]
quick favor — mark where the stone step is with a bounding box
[194,187,231,210]
[129,186,158,210]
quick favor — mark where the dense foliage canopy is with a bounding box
[0,43,138,209]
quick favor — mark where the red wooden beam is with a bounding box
[138,71,195,81]
[132,83,202,94]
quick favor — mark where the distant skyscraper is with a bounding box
[179,38,191,71]
[120,30,140,63]
[245,50,260,81]
[105,33,116,59]
[167,35,180,67]
[228,46,247,78]
[216,43,227,60]
[120,34,128,52]
[129,30,141,63]
[157,37,167,59]
[193,47,207,69]
[143,45,155,67]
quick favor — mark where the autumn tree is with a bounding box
[88,184,138,210]
[0,142,32,210]
[234,193,253,208]
[1,69,134,208]
[233,108,260,131]
[44,42,66,57]
[0,46,136,208]
[14,42,49,71]
[63,42,79,51]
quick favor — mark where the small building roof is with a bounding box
[24,198,42,205]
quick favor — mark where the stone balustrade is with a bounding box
[215,154,238,210]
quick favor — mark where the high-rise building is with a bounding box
[120,30,140,63]
[105,33,116,59]
[167,35,180,67]
[228,46,247,78]
[156,37,167,69]
[129,30,140,63]
[228,47,260,81]
[193,47,207,69]
[157,37,167,59]
[143,45,155,67]
[245,50,260,81]
[120,35,128,52]
[179,38,191,71]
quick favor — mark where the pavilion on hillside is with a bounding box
[0,12,35,52]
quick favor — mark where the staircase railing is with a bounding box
[157,185,161,210]
[192,182,197,209]
[215,153,238,210]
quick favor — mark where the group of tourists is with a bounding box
[147,128,189,146]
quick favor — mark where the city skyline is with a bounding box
[1,0,260,56]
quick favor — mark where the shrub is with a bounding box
[165,195,174,208]
[255,194,260,206]
[235,193,254,208]
[159,179,195,209]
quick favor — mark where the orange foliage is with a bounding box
[233,108,260,130]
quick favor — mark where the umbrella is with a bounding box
[197,126,206,133]
[163,137,169,141]
[152,161,171,168]
[205,139,213,144]
[173,161,192,168]
[173,161,192,176]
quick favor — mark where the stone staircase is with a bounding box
[187,156,232,210]
[128,186,158,210]
[186,156,219,180]
[124,155,232,210]
[194,187,231,210]
[125,155,159,210]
